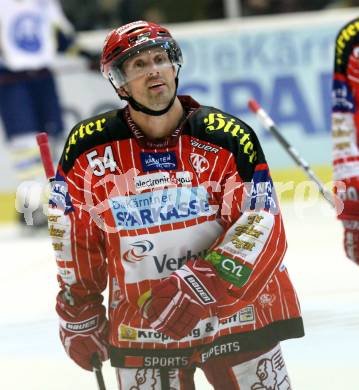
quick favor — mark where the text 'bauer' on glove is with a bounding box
[137,258,227,340]
[56,293,109,371]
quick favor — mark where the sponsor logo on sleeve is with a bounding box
[332,79,354,113]
[49,225,65,238]
[52,242,64,251]
[243,167,278,213]
[48,209,72,261]
[58,266,77,285]
[111,278,123,309]
[140,151,177,171]
[216,211,274,265]
[205,252,252,287]
[49,172,74,213]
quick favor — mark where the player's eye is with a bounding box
[133,59,145,70]
[154,53,167,65]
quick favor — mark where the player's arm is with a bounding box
[332,43,359,264]
[205,131,286,320]
[50,162,108,371]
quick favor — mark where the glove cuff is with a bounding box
[56,292,106,334]
[175,264,217,305]
[59,314,101,334]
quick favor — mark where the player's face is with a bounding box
[120,47,177,110]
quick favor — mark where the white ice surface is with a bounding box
[1,199,359,389]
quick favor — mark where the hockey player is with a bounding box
[51,21,304,389]
[332,17,359,265]
[0,0,94,227]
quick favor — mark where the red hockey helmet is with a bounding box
[101,21,183,88]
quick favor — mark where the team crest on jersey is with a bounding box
[190,153,210,173]
[258,293,276,308]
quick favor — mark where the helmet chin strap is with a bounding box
[119,77,178,116]
[114,68,181,116]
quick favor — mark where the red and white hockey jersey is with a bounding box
[49,96,304,368]
[332,17,359,222]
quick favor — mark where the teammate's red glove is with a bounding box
[343,220,359,265]
[56,295,109,371]
[138,259,225,340]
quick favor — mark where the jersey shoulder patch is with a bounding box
[334,17,359,74]
[188,106,259,165]
[61,109,131,173]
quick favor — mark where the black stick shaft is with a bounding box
[91,353,107,390]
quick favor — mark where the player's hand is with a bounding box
[138,259,225,340]
[343,220,359,265]
[57,295,109,371]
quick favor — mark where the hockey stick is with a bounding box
[36,132,56,181]
[91,353,107,390]
[248,99,336,208]
[36,132,107,390]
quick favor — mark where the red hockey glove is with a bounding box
[343,220,359,265]
[57,296,109,371]
[138,259,225,340]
